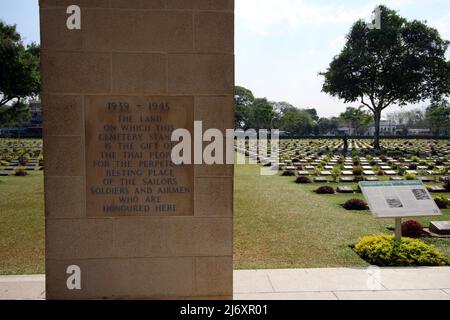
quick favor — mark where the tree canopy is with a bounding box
[278,105,314,136]
[321,5,450,148]
[234,86,343,136]
[339,107,372,135]
[0,21,40,109]
[426,100,450,136]
[234,86,255,129]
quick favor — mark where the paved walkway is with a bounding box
[234,267,450,300]
[1,267,450,300]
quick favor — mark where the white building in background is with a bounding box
[337,127,355,135]
[366,120,398,136]
[408,128,431,135]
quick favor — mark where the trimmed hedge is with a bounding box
[354,234,449,267]
[401,220,425,238]
[296,176,312,184]
[342,199,368,211]
[434,196,449,209]
[315,186,335,194]
[282,170,296,177]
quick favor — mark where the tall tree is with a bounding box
[234,86,255,129]
[0,99,31,127]
[0,21,40,113]
[316,117,340,135]
[426,100,450,136]
[339,106,372,135]
[279,106,314,136]
[386,108,427,128]
[321,6,450,149]
[247,98,276,131]
[304,108,319,122]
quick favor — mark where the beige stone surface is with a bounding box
[111,0,166,9]
[195,96,235,132]
[40,7,83,51]
[44,136,84,177]
[45,177,85,218]
[195,164,234,178]
[195,178,233,217]
[42,95,84,136]
[39,0,110,8]
[82,9,113,51]
[376,267,450,290]
[234,292,338,300]
[267,268,385,292]
[42,0,234,300]
[46,219,115,259]
[46,258,195,299]
[233,270,275,294]
[167,0,234,10]
[84,95,194,217]
[195,12,234,52]
[335,290,450,300]
[111,10,194,52]
[195,257,233,296]
[41,52,111,94]
[112,54,167,94]
[4,268,450,300]
[166,218,233,256]
[168,54,234,94]
[0,276,46,300]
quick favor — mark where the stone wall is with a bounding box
[41,0,234,299]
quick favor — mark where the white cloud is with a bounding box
[235,0,450,116]
[236,0,450,36]
[329,35,347,51]
[430,11,450,39]
[236,0,375,35]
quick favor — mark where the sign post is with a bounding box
[359,181,442,240]
[395,217,402,241]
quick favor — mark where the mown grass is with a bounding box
[0,161,449,273]
[233,164,450,269]
[0,171,44,275]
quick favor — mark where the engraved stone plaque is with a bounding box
[85,96,194,217]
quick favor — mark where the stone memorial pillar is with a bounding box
[40,0,234,300]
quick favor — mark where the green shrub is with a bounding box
[404,173,417,181]
[354,234,449,267]
[315,186,335,194]
[402,220,425,238]
[14,169,28,177]
[342,198,368,210]
[398,167,406,176]
[296,176,312,184]
[282,170,296,177]
[444,178,450,192]
[434,196,449,209]
[331,168,341,182]
[352,166,363,176]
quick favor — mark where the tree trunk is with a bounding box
[373,109,381,150]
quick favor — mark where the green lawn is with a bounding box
[0,171,44,275]
[1,163,449,274]
[233,163,450,269]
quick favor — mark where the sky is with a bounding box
[1,0,449,117]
